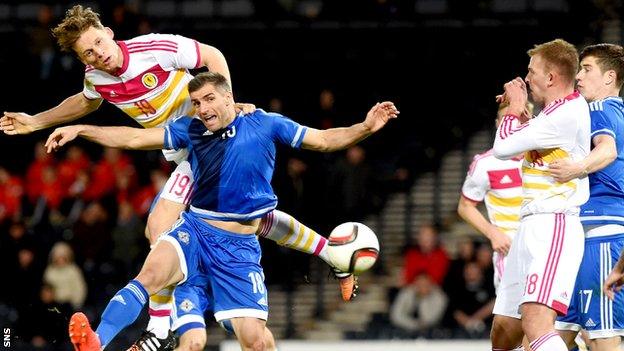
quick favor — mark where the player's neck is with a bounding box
[543,86,575,106]
[591,89,621,101]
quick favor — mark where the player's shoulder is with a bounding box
[590,96,624,112]
[468,149,495,174]
[124,33,173,44]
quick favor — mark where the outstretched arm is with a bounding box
[45,125,165,153]
[301,101,399,152]
[1,92,102,135]
[198,43,232,89]
[550,134,616,182]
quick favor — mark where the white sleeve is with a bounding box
[493,114,569,159]
[82,77,101,100]
[461,155,489,202]
[148,33,201,70]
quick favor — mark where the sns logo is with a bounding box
[141,72,158,89]
[4,328,10,347]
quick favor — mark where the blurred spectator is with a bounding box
[28,5,56,80]
[402,223,449,286]
[71,201,112,265]
[57,145,91,190]
[111,202,145,272]
[390,273,448,334]
[15,283,72,348]
[443,237,475,292]
[318,88,338,129]
[329,145,373,222]
[84,148,136,201]
[131,169,167,217]
[0,167,24,223]
[474,242,495,287]
[445,261,495,335]
[269,97,284,113]
[43,242,87,309]
[26,141,55,203]
[9,247,44,310]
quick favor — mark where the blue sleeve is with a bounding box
[591,108,617,140]
[163,116,192,149]
[263,110,308,149]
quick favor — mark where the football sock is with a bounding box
[529,331,568,351]
[96,280,149,347]
[258,210,331,265]
[147,285,175,339]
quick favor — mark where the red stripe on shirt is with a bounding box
[194,40,201,68]
[128,47,177,54]
[93,64,171,103]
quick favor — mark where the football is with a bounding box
[327,222,380,274]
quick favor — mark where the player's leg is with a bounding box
[170,279,211,351]
[257,210,357,301]
[263,327,277,351]
[146,161,194,338]
[555,239,584,351]
[204,221,270,350]
[490,315,524,349]
[69,239,182,351]
[491,221,526,350]
[581,235,624,351]
[521,214,584,351]
[175,328,207,351]
[230,317,266,351]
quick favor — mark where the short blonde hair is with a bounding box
[52,5,103,52]
[527,39,579,85]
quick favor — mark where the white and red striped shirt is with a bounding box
[83,33,200,130]
[493,91,591,217]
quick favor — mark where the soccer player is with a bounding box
[490,39,590,351]
[0,5,356,347]
[45,72,398,351]
[549,43,624,351]
[458,102,524,290]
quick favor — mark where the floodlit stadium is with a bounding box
[1,1,623,350]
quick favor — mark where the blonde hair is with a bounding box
[527,39,579,85]
[52,5,103,52]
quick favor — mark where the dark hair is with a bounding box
[580,43,624,88]
[188,72,232,94]
[52,5,104,52]
[528,39,579,85]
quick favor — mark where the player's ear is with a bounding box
[104,27,114,39]
[606,70,616,85]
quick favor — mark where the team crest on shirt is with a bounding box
[141,72,158,89]
[177,231,190,244]
[180,299,194,312]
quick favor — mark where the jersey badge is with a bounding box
[177,231,190,245]
[141,72,158,89]
[180,299,194,312]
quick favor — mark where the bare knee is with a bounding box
[521,303,557,341]
[491,315,523,348]
[135,265,165,295]
[178,329,206,351]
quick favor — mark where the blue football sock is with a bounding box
[96,280,149,347]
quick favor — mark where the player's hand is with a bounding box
[363,101,399,133]
[45,126,81,153]
[235,103,256,115]
[503,77,528,118]
[603,266,624,301]
[0,112,38,135]
[549,158,583,183]
[487,227,512,256]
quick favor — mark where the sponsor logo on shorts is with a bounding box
[257,296,268,306]
[180,299,194,312]
[585,318,596,327]
[177,231,190,244]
